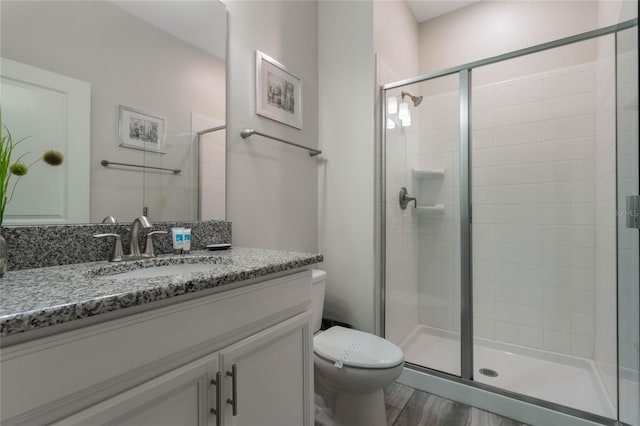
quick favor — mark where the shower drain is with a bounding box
[479,368,499,377]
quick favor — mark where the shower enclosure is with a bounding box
[379,20,638,425]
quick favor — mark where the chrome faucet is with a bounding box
[130,215,152,257]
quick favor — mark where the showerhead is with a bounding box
[402,91,423,107]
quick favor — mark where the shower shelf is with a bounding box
[412,169,445,179]
[415,204,445,213]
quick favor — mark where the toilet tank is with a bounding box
[311,269,327,333]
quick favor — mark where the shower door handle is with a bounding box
[399,187,417,210]
[627,195,639,229]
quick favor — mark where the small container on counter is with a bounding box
[172,227,184,254]
[183,228,191,254]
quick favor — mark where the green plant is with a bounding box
[0,108,64,226]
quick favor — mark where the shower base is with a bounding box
[400,325,616,419]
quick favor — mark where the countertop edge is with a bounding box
[0,249,323,339]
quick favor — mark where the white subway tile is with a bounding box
[544,287,573,309]
[473,129,495,149]
[519,183,554,204]
[544,329,571,353]
[571,92,596,116]
[495,302,518,322]
[474,148,495,167]
[495,263,520,284]
[551,160,572,182]
[518,285,544,307]
[517,101,544,124]
[517,123,543,144]
[570,68,595,94]
[494,125,518,146]
[516,80,544,104]
[570,290,595,314]
[494,243,520,263]
[544,97,573,120]
[494,224,520,243]
[570,159,596,182]
[568,137,596,160]
[518,162,554,183]
[518,324,544,349]
[571,312,595,336]
[494,185,521,204]
[474,109,496,129]
[493,165,520,185]
[571,115,596,139]
[494,85,517,107]
[475,318,495,339]
[518,224,545,245]
[519,305,544,327]
[543,308,571,332]
[495,321,519,343]
[519,245,546,266]
[543,118,573,141]
[570,334,594,358]
[545,74,573,99]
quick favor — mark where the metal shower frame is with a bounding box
[377,18,638,425]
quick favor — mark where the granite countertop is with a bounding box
[0,247,323,338]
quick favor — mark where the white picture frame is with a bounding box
[256,50,302,129]
[118,105,166,154]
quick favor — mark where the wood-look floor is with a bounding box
[384,383,529,426]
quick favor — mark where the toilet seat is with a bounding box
[313,326,403,369]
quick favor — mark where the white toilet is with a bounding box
[311,269,404,426]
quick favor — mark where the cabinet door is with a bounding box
[220,312,313,426]
[54,353,221,426]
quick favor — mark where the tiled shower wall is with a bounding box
[594,33,618,408]
[382,60,420,346]
[416,62,608,359]
[417,84,461,333]
[616,30,639,426]
[470,62,600,358]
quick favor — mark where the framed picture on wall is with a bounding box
[118,105,166,154]
[256,50,303,129]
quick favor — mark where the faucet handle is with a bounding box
[144,231,168,258]
[94,233,124,262]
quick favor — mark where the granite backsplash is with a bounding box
[2,220,231,271]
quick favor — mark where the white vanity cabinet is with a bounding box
[1,271,314,426]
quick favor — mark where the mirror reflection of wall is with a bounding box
[0,0,226,225]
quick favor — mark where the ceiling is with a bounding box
[406,0,481,23]
[110,0,226,61]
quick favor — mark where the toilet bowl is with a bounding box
[311,270,404,426]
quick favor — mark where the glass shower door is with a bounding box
[384,74,462,376]
[617,25,639,426]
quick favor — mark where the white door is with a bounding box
[219,313,313,426]
[54,353,220,426]
[1,57,90,225]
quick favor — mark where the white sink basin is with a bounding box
[108,263,223,280]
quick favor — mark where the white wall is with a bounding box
[318,0,376,332]
[226,0,318,253]
[419,1,599,86]
[0,1,225,223]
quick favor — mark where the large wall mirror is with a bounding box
[0,0,226,225]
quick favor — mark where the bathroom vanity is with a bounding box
[0,248,322,426]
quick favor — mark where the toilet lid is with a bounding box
[313,326,404,369]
